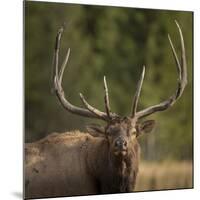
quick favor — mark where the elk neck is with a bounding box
[86,137,140,193]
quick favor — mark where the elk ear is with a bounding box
[137,120,156,136]
[86,124,106,137]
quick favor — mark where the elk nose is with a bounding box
[115,139,127,148]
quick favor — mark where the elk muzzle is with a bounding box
[113,136,128,156]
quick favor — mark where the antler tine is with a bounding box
[103,76,111,119]
[79,93,108,120]
[135,21,187,119]
[168,34,181,81]
[131,66,145,117]
[59,48,70,83]
[53,25,111,120]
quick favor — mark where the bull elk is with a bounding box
[25,21,187,199]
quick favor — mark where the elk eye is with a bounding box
[108,130,117,136]
[107,126,117,135]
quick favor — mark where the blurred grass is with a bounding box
[135,161,192,191]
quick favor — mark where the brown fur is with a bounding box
[25,130,140,198]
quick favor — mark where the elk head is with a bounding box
[53,21,187,158]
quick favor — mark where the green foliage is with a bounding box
[25,1,193,160]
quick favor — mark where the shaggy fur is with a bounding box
[25,130,140,198]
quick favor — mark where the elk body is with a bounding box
[25,21,187,199]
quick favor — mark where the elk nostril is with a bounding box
[123,140,127,147]
[115,139,127,148]
[115,140,121,147]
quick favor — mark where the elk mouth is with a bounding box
[114,148,127,156]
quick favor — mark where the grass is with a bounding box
[135,161,193,192]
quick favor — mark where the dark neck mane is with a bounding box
[87,138,140,194]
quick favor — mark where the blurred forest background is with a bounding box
[25,1,193,191]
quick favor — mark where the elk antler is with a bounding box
[53,25,119,121]
[53,21,187,123]
[131,66,146,117]
[103,76,112,119]
[131,20,187,119]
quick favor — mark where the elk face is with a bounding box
[87,118,155,157]
[107,121,131,157]
[108,119,155,157]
